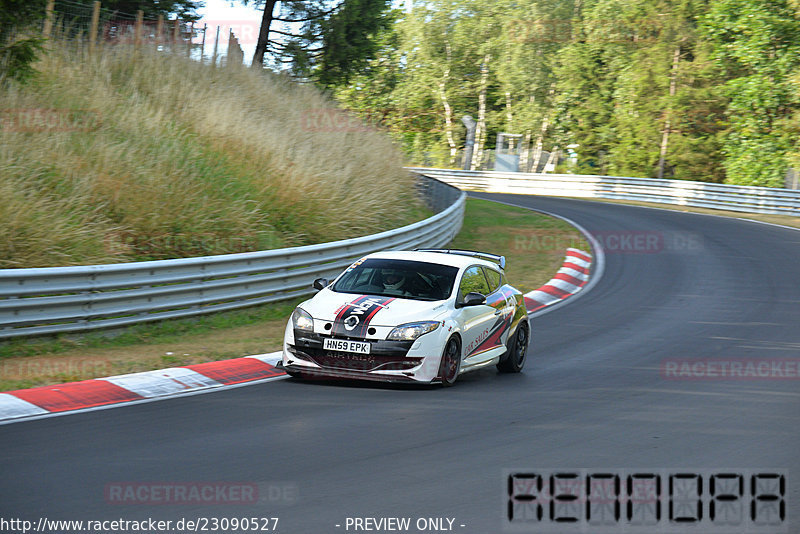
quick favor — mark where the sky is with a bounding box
[194,0,412,66]
[195,0,265,65]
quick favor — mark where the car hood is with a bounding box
[302,289,449,326]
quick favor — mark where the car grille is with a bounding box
[292,348,421,372]
[313,351,421,372]
[289,331,419,372]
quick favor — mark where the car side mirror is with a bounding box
[313,278,329,291]
[458,292,486,308]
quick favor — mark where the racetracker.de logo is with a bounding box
[201,20,261,45]
[0,108,101,133]
[0,358,111,380]
[300,108,371,133]
[591,231,664,254]
[661,359,800,380]
[510,230,586,253]
[105,482,258,505]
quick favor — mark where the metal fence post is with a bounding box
[462,115,477,171]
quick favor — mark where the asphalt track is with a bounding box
[1,194,799,533]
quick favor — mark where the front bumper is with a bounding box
[282,362,431,383]
[284,326,444,383]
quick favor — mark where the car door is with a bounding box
[481,266,517,346]
[457,265,497,367]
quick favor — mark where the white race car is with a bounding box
[282,249,529,386]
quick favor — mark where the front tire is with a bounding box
[438,336,461,387]
[497,320,529,373]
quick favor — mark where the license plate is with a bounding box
[323,338,371,354]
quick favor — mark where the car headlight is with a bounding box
[387,321,440,341]
[291,307,314,332]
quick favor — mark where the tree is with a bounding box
[494,0,574,172]
[248,0,391,88]
[1,0,47,83]
[550,0,728,180]
[393,2,464,165]
[702,0,800,186]
[329,0,797,187]
[604,0,726,181]
[310,0,392,86]
[551,0,625,175]
[335,0,499,167]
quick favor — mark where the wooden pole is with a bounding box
[42,0,55,39]
[227,28,234,66]
[212,25,220,67]
[173,18,180,48]
[134,10,143,48]
[156,15,164,46]
[89,1,101,54]
[200,23,207,63]
[187,21,194,57]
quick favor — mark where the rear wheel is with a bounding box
[438,337,461,387]
[497,321,529,373]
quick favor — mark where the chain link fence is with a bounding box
[43,0,245,66]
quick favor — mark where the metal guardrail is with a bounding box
[0,175,465,339]
[408,167,800,217]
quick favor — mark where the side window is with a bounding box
[459,266,491,298]
[482,267,502,293]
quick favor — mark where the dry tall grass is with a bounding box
[0,42,418,268]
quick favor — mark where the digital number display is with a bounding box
[504,469,787,533]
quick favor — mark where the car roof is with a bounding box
[363,250,503,271]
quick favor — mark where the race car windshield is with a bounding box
[332,259,459,301]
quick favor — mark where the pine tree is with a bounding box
[249,0,392,89]
[1,0,47,83]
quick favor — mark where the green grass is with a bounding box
[0,299,301,391]
[0,298,303,362]
[0,198,588,391]
[0,41,423,267]
[451,198,590,294]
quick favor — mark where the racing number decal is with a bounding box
[332,296,395,338]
